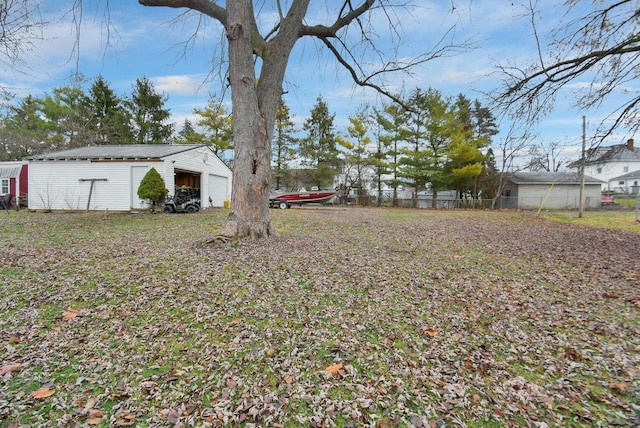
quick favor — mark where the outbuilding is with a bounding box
[27,145,232,211]
[0,161,28,209]
[498,172,604,210]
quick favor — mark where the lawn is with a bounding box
[1,208,638,427]
[541,210,640,234]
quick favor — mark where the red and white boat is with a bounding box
[269,187,337,209]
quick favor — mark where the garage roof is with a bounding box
[27,144,209,161]
[506,172,604,185]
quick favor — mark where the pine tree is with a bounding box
[127,77,173,144]
[300,96,339,189]
[272,98,298,190]
[88,75,132,145]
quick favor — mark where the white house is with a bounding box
[27,145,232,211]
[608,170,640,195]
[569,139,640,191]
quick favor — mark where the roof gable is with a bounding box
[27,144,209,161]
[610,169,640,180]
[582,143,640,164]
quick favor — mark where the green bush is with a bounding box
[137,167,168,210]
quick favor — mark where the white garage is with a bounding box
[27,144,232,211]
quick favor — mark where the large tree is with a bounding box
[127,77,173,144]
[494,0,640,142]
[139,0,465,238]
[300,95,340,189]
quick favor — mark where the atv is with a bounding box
[164,186,201,213]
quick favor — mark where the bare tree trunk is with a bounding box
[221,0,275,238]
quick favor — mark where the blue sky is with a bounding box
[1,1,634,164]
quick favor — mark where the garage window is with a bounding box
[1,178,8,194]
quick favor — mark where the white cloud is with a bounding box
[152,75,209,96]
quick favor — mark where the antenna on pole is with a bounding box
[578,116,586,218]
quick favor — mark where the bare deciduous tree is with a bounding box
[494,0,640,143]
[0,0,44,98]
[138,0,468,239]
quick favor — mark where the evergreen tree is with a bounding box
[1,95,51,158]
[40,83,93,149]
[300,95,340,189]
[399,88,452,207]
[375,102,408,206]
[88,75,132,145]
[272,98,297,190]
[175,119,205,145]
[137,167,168,210]
[127,77,173,144]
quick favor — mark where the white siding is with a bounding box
[29,160,164,211]
[165,147,232,207]
[585,161,640,191]
[28,146,232,211]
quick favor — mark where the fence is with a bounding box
[332,194,640,211]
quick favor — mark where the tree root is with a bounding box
[195,234,237,248]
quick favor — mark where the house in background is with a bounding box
[499,172,603,210]
[608,170,640,195]
[27,145,232,211]
[569,138,640,191]
[0,161,28,209]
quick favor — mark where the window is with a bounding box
[619,181,625,185]
[1,178,8,194]
[597,167,602,174]
[623,166,629,173]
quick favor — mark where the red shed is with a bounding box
[0,161,28,209]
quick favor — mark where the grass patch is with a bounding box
[541,211,639,233]
[0,208,638,427]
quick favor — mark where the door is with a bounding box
[131,166,149,209]
[208,174,228,207]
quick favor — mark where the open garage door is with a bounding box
[208,175,228,207]
[175,170,201,190]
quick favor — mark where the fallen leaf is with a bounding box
[87,417,103,425]
[326,362,343,375]
[63,308,80,319]
[167,410,180,424]
[266,347,276,356]
[424,327,438,337]
[0,363,21,375]
[284,375,294,384]
[31,387,55,399]
[83,396,97,412]
[89,409,105,418]
[8,336,20,344]
[609,382,630,392]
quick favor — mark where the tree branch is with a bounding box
[298,0,374,37]
[138,0,226,23]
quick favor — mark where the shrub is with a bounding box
[137,167,168,211]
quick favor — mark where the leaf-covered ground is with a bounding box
[1,208,639,427]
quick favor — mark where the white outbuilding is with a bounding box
[27,144,232,211]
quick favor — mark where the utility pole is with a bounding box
[578,116,586,218]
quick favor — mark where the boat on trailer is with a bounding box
[269,187,337,209]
